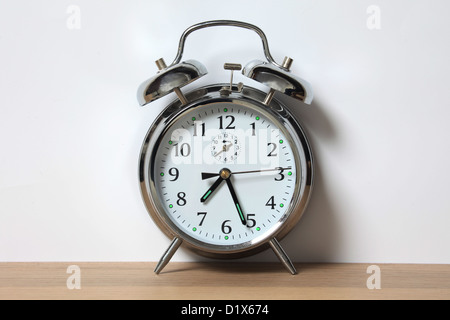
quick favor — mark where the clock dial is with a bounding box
[152,101,299,248]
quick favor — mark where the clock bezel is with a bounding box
[139,84,313,259]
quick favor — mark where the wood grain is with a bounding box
[0,262,449,300]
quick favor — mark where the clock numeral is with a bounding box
[267,143,277,157]
[218,115,235,130]
[174,143,191,157]
[246,214,256,228]
[168,167,179,181]
[177,192,187,206]
[197,212,207,226]
[274,167,284,181]
[221,220,232,234]
[265,196,276,210]
[250,122,256,136]
[193,122,205,136]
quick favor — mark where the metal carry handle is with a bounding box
[169,20,287,70]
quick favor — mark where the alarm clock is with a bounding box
[137,20,313,274]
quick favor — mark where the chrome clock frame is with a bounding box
[139,84,313,273]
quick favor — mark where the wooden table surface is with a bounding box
[0,262,449,300]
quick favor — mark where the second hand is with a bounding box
[201,167,292,180]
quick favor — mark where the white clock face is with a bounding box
[152,101,299,248]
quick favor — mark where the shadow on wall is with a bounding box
[279,94,342,263]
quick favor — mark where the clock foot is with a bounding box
[154,237,183,274]
[269,238,297,275]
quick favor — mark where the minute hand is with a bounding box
[201,167,291,180]
[225,178,246,225]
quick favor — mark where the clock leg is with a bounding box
[269,238,297,275]
[154,237,183,274]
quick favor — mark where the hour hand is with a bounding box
[200,176,223,203]
[202,172,220,180]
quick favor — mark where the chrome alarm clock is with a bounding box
[137,20,313,274]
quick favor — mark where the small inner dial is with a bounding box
[210,132,241,163]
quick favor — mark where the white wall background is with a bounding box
[1,0,449,263]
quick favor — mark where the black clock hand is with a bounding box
[202,172,221,180]
[225,178,246,225]
[201,167,292,180]
[200,175,224,203]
